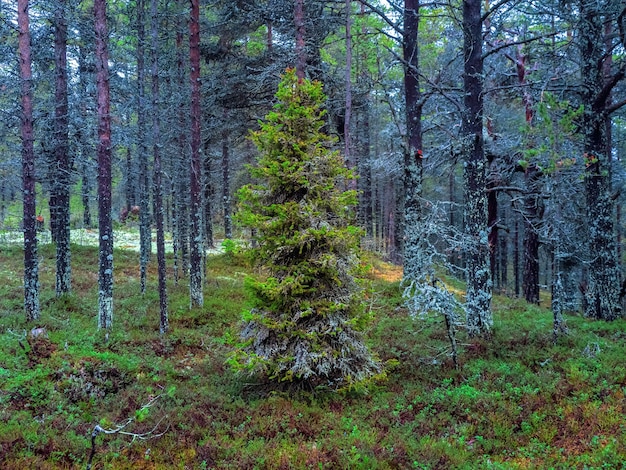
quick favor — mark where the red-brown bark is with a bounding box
[294,0,306,80]
[95,0,113,329]
[189,0,204,306]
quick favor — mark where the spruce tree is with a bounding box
[234,69,381,390]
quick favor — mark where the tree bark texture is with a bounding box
[294,0,306,80]
[18,0,40,321]
[77,26,93,229]
[95,0,113,329]
[401,0,425,277]
[189,0,204,307]
[137,0,152,295]
[203,142,214,249]
[344,0,353,178]
[522,166,543,305]
[151,0,168,334]
[222,127,232,239]
[53,0,71,296]
[174,0,190,281]
[356,97,372,236]
[462,0,492,335]
[580,0,622,320]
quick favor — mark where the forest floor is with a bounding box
[1,242,626,469]
[0,228,224,255]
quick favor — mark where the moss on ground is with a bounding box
[1,243,626,468]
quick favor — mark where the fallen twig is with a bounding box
[86,394,169,470]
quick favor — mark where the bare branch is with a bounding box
[483,32,557,60]
[86,394,169,470]
[607,96,626,114]
[595,64,626,111]
[481,0,524,22]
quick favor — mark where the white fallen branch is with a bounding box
[86,394,169,470]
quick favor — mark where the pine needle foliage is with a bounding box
[232,69,382,390]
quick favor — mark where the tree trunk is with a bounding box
[222,127,232,239]
[125,146,134,212]
[487,160,498,286]
[174,0,189,281]
[462,0,492,335]
[18,0,40,321]
[344,0,353,180]
[514,217,520,297]
[81,161,92,228]
[95,0,113,329]
[52,0,71,296]
[580,0,621,320]
[522,165,542,304]
[137,0,152,295]
[498,204,508,293]
[189,0,204,307]
[77,30,93,229]
[151,0,168,334]
[401,0,425,277]
[294,0,306,80]
[356,99,372,237]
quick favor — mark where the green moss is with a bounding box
[2,237,626,467]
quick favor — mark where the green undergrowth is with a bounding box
[1,244,626,468]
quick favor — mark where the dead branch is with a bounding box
[86,394,169,470]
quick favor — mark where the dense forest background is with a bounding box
[3,0,626,467]
[2,0,626,324]
[3,0,626,332]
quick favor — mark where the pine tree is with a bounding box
[233,69,381,390]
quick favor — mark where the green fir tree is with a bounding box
[232,69,381,390]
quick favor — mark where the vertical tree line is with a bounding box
[6,0,626,335]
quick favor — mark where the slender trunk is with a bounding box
[18,0,40,321]
[267,20,273,50]
[356,2,372,236]
[95,0,113,329]
[551,251,568,341]
[53,0,71,296]
[514,217,520,297]
[222,127,232,239]
[151,0,168,334]
[448,157,456,268]
[175,0,189,280]
[462,0,492,335]
[487,161,498,285]
[137,0,151,294]
[203,141,214,248]
[344,0,353,178]
[189,0,204,306]
[81,161,91,228]
[125,146,134,212]
[499,204,508,293]
[357,102,372,236]
[294,0,306,80]
[522,166,542,304]
[77,22,93,229]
